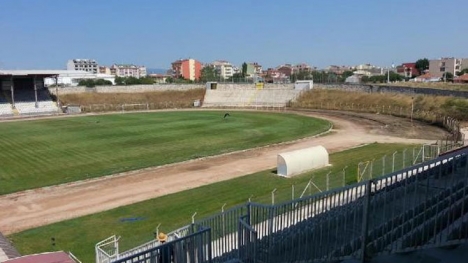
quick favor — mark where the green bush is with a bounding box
[78,79,112,87]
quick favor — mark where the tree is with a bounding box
[241,62,248,77]
[361,76,370,83]
[457,68,468,76]
[115,76,125,85]
[78,79,95,87]
[229,73,244,83]
[442,72,454,82]
[415,58,429,75]
[290,70,312,81]
[78,78,113,87]
[200,65,218,82]
[341,71,354,79]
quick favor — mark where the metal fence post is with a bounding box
[392,151,397,172]
[360,180,372,262]
[222,203,226,236]
[402,149,407,169]
[342,166,348,187]
[271,188,277,205]
[326,172,331,191]
[291,185,295,200]
[382,155,386,176]
[192,212,197,224]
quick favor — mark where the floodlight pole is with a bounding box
[10,75,15,109]
[55,75,59,108]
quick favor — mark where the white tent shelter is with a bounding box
[277,146,329,177]
[294,80,313,90]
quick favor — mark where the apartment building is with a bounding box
[325,65,354,75]
[66,59,99,73]
[211,60,234,79]
[99,66,111,75]
[110,64,147,78]
[245,62,262,77]
[429,57,468,78]
[276,63,315,77]
[171,58,202,81]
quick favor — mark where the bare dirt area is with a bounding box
[0,110,447,235]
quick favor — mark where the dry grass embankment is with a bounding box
[376,82,468,91]
[292,89,468,121]
[59,88,206,112]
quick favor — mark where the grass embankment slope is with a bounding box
[0,111,329,195]
[292,89,468,121]
[378,82,468,91]
[59,88,205,111]
[9,143,412,263]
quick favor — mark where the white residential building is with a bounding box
[211,60,234,80]
[44,70,115,86]
[67,59,99,73]
[110,64,147,78]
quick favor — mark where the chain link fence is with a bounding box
[256,142,463,206]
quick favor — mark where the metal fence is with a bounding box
[98,146,468,263]
[111,225,212,263]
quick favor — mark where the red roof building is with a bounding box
[397,63,419,78]
[454,73,468,83]
[3,251,77,263]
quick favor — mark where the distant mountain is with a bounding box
[147,68,169,74]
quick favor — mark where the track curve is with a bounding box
[0,110,446,234]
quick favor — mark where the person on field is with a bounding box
[157,232,173,263]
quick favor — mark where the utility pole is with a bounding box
[387,67,390,83]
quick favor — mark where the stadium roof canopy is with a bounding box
[0,70,69,78]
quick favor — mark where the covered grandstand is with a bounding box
[0,70,61,117]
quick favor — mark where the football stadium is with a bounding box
[0,73,468,263]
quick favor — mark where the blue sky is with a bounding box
[0,0,467,70]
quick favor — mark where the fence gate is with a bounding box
[95,235,119,263]
[423,144,440,161]
[238,215,258,263]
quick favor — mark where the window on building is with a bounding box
[440,67,445,72]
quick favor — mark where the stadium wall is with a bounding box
[49,83,468,98]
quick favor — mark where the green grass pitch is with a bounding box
[0,111,330,194]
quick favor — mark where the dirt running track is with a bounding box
[0,110,448,235]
